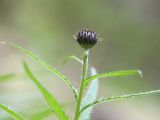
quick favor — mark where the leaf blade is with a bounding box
[30,109,53,120]
[8,42,77,99]
[0,74,15,81]
[63,55,83,64]
[81,90,160,113]
[79,67,99,120]
[85,70,142,84]
[0,103,24,120]
[23,61,68,120]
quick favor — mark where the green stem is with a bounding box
[74,49,89,120]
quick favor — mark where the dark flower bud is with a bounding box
[74,29,97,49]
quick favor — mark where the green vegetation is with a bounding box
[0,41,159,120]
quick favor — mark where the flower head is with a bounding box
[74,29,97,49]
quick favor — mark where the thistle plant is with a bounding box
[0,29,160,120]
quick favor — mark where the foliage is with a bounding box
[79,67,99,120]
[9,42,78,99]
[23,61,68,120]
[0,42,160,120]
[0,103,24,120]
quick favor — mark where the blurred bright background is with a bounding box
[0,0,160,120]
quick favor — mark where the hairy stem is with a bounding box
[74,49,89,120]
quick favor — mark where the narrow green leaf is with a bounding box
[80,67,99,120]
[23,62,68,120]
[8,42,77,99]
[0,74,15,81]
[81,90,160,113]
[30,109,53,120]
[63,55,83,64]
[0,103,24,120]
[85,70,142,84]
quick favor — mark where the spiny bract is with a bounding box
[74,29,97,49]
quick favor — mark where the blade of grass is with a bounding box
[63,55,83,64]
[0,103,24,120]
[30,109,53,120]
[0,74,15,81]
[23,61,68,120]
[30,102,70,120]
[81,90,160,113]
[80,67,99,120]
[85,70,142,84]
[8,42,77,99]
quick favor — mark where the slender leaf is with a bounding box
[8,42,77,99]
[80,67,99,120]
[0,103,24,120]
[0,74,15,81]
[30,103,70,120]
[23,61,68,120]
[81,90,160,113]
[63,55,83,64]
[85,70,142,84]
[30,109,53,120]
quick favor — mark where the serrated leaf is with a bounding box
[0,103,24,120]
[63,55,83,64]
[8,42,77,99]
[79,67,99,120]
[23,61,68,120]
[81,90,160,113]
[85,70,142,84]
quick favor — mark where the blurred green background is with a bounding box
[0,0,160,120]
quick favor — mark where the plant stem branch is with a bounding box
[74,49,89,120]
